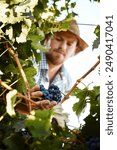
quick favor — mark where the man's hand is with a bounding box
[30,85,57,110]
[32,100,57,110]
[15,85,57,115]
[30,85,43,98]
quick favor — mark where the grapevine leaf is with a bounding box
[6,89,17,116]
[3,133,28,150]
[24,66,37,88]
[61,7,66,11]
[31,138,63,150]
[94,25,100,37]
[81,115,100,138]
[72,87,88,116]
[28,34,46,50]
[88,86,100,116]
[16,78,26,93]
[92,25,100,50]
[25,109,53,139]
[71,2,76,8]
[16,66,37,93]
[93,86,100,95]
[9,0,24,5]
[33,50,41,63]
[5,64,18,74]
[72,100,86,116]
[72,12,78,17]
[71,87,89,100]
[16,41,32,59]
[92,37,100,49]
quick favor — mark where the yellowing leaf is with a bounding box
[6,26,15,42]
[10,0,24,5]
[6,89,17,116]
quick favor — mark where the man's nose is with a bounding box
[60,41,67,51]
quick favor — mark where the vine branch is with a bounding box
[0,80,36,104]
[5,43,31,111]
[5,43,30,91]
[61,60,100,103]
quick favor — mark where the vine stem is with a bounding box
[61,60,100,103]
[0,80,36,105]
[5,43,31,111]
[0,80,49,114]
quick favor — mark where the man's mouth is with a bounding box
[54,49,65,55]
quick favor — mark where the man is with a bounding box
[30,19,88,110]
[16,19,88,114]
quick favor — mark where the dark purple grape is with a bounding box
[39,84,62,102]
[86,137,100,150]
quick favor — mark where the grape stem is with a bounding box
[61,60,100,103]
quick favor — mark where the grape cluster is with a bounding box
[86,137,100,150]
[40,84,62,102]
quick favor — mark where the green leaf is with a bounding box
[28,34,45,50]
[94,25,100,37]
[5,64,18,74]
[24,66,37,77]
[9,0,23,5]
[16,66,36,93]
[72,100,86,116]
[30,138,63,150]
[72,87,88,116]
[16,41,32,59]
[38,43,48,52]
[92,37,100,49]
[72,86,100,117]
[25,109,53,139]
[71,2,76,8]
[16,78,26,93]
[87,86,100,116]
[6,89,17,116]
[93,86,100,95]
[61,7,66,11]
[24,66,37,88]
[3,133,28,150]
[33,50,41,63]
[92,25,100,50]
[81,115,100,138]
[71,87,89,99]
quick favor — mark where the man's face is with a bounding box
[46,31,78,65]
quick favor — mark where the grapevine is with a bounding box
[0,0,100,150]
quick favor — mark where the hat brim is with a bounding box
[75,35,88,54]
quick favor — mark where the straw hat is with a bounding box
[45,19,88,55]
[68,19,88,54]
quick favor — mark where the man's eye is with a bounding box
[67,42,72,46]
[55,37,62,41]
[56,38,62,41]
